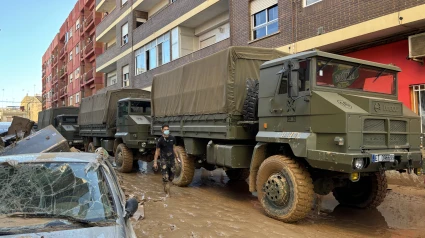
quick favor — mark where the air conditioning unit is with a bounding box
[408,33,425,59]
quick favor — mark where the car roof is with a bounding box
[0,152,101,164]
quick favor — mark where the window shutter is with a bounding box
[123,65,129,74]
[122,23,128,36]
[250,0,277,15]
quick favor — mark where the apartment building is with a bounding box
[95,0,425,127]
[41,0,104,110]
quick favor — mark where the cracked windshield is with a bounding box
[1,0,425,237]
[0,162,115,221]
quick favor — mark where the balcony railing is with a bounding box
[84,41,94,55]
[53,56,58,65]
[53,93,59,101]
[60,67,67,78]
[52,75,58,83]
[84,13,94,29]
[59,47,66,58]
[84,68,94,82]
[60,87,67,97]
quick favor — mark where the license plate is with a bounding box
[372,154,395,163]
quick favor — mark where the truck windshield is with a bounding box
[62,116,77,123]
[130,101,151,115]
[316,57,397,95]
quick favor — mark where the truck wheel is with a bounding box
[115,144,134,173]
[173,146,195,187]
[87,142,96,153]
[242,79,259,121]
[333,172,387,209]
[256,155,314,223]
[226,168,250,181]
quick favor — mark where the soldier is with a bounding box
[153,124,180,197]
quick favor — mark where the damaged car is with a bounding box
[0,152,139,237]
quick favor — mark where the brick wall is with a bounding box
[230,0,425,48]
[132,0,205,47]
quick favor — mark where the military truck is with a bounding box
[38,107,83,149]
[151,46,423,223]
[78,89,154,172]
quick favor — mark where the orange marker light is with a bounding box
[263,123,268,129]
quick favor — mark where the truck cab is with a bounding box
[113,98,156,171]
[54,114,83,148]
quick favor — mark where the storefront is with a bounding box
[344,40,425,132]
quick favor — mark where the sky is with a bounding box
[0,0,77,107]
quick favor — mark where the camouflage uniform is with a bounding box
[156,135,176,195]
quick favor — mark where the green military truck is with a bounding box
[78,88,154,172]
[38,107,83,149]
[151,46,423,223]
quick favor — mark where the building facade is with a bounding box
[41,0,104,110]
[20,95,42,122]
[94,0,425,129]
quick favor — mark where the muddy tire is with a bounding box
[115,143,134,173]
[256,155,314,223]
[333,172,387,209]
[242,79,259,121]
[173,146,195,187]
[226,168,250,181]
[87,142,96,153]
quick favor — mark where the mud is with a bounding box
[120,169,425,238]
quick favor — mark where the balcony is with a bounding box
[84,12,95,33]
[59,47,66,59]
[84,40,94,56]
[52,75,58,85]
[53,93,59,102]
[60,67,68,78]
[60,87,67,98]
[52,55,58,66]
[83,68,94,83]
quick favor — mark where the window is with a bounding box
[135,48,146,75]
[411,85,425,133]
[69,96,73,106]
[252,4,278,40]
[304,0,322,7]
[75,67,80,78]
[107,71,117,86]
[148,47,157,70]
[76,19,80,29]
[69,51,73,61]
[122,0,128,6]
[157,33,171,66]
[69,28,73,38]
[76,93,80,104]
[171,27,179,60]
[122,23,128,45]
[122,65,129,87]
[65,32,69,44]
[76,44,79,55]
[69,72,73,83]
[278,60,310,94]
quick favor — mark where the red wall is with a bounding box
[344,40,425,109]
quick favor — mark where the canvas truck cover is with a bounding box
[78,89,151,127]
[38,107,79,129]
[151,46,287,117]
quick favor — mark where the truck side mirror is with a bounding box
[288,60,300,98]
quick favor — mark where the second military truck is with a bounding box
[78,89,155,172]
[38,107,83,149]
[150,46,423,223]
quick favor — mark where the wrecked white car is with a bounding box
[0,152,138,237]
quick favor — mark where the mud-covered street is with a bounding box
[119,168,425,238]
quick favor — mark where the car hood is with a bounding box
[1,225,125,238]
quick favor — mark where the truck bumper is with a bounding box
[307,149,423,173]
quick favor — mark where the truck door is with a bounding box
[117,101,129,126]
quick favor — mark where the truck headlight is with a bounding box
[353,158,364,170]
[142,142,147,148]
[139,148,145,152]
